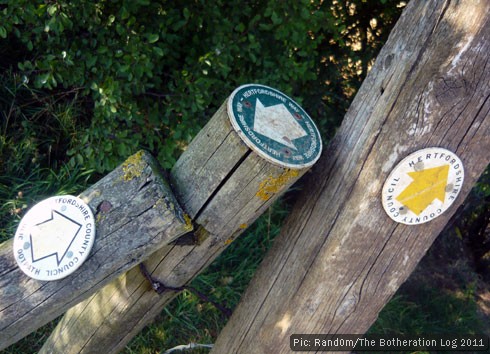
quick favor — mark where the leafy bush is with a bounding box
[0,0,403,172]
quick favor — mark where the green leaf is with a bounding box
[235,23,245,32]
[86,55,97,67]
[115,24,125,36]
[36,73,50,87]
[0,26,6,39]
[147,33,159,43]
[121,6,130,20]
[117,143,128,156]
[172,20,186,31]
[97,46,108,54]
[104,141,113,152]
[271,11,282,25]
[153,46,164,56]
[47,5,57,16]
[76,153,84,165]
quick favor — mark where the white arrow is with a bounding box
[30,210,82,265]
[253,98,307,150]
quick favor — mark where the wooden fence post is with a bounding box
[0,151,192,349]
[209,0,490,353]
[39,85,322,353]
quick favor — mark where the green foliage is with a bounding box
[0,70,92,242]
[369,285,484,337]
[0,165,92,242]
[0,0,403,172]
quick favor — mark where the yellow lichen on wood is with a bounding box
[183,213,193,232]
[95,213,105,225]
[153,197,174,212]
[256,169,300,201]
[121,151,146,181]
[152,197,193,231]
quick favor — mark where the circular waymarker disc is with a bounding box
[227,84,322,169]
[13,195,95,281]
[382,147,464,225]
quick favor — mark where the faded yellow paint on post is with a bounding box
[396,165,449,215]
[256,169,300,201]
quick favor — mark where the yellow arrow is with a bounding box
[396,165,449,215]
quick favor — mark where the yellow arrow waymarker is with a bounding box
[396,165,449,215]
[382,147,464,225]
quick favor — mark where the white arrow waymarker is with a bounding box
[228,84,322,169]
[30,210,82,265]
[13,195,95,281]
[253,98,307,150]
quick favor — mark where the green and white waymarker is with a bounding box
[228,84,322,169]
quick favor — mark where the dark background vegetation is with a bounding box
[0,0,488,353]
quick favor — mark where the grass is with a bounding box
[0,166,93,242]
[0,70,93,243]
[370,285,483,336]
[363,286,485,354]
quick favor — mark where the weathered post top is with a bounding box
[227,84,322,169]
[172,83,323,223]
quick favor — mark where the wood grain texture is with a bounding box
[171,101,249,217]
[211,1,490,353]
[40,97,313,353]
[0,151,191,350]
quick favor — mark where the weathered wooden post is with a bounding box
[39,84,322,353]
[209,0,490,353]
[0,151,192,349]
